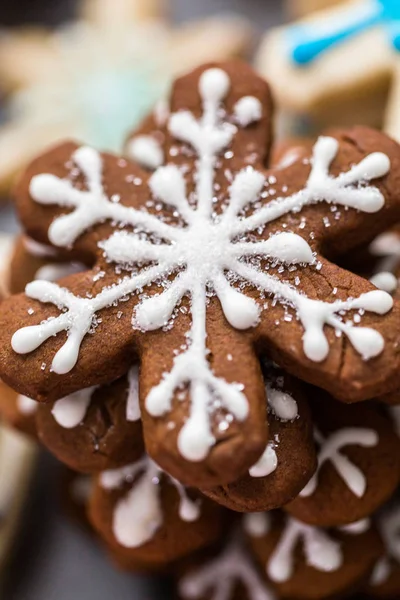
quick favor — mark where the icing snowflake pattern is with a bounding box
[268,517,343,582]
[100,455,201,548]
[245,512,343,583]
[300,427,378,498]
[179,531,275,600]
[11,67,393,462]
[288,0,400,66]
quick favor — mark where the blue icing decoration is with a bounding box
[288,0,400,66]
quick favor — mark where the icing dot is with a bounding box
[178,495,201,522]
[51,387,94,429]
[17,394,38,416]
[249,443,278,477]
[345,327,385,361]
[199,68,230,102]
[234,96,262,127]
[127,135,164,170]
[243,512,270,538]
[370,271,398,294]
[340,518,370,535]
[267,387,298,421]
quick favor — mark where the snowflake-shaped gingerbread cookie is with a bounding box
[1,61,400,488]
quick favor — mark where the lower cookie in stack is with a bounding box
[176,500,400,600]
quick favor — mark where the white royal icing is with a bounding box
[243,512,271,538]
[127,135,164,170]
[249,442,278,478]
[51,387,96,429]
[267,384,298,421]
[370,231,400,273]
[179,530,275,600]
[126,365,140,421]
[274,147,305,170]
[16,394,38,416]
[12,68,393,462]
[100,455,201,548]
[300,427,378,498]
[368,231,400,295]
[339,518,371,535]
[267,516,342,583]
[234,96,262,127]
[154,99,169,128]
[51,366,140,428]
[34,262,86,282]
[23,236,58,258]
[371,557,392,587]
[370,271,398,294]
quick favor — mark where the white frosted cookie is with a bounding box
[0,0,251,195]
[257,0,400,136]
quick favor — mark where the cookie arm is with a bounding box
[139,300,268,488]
[0,271,141,401]
[255,257,400,402]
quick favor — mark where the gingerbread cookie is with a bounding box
[245,511,383,599]
[177,530,275,600]
[258,0,400,137]
[36,371,144,473]
[0,0,250,195]
[202,364,317,512]
[285,391,400,527]
[2,62,400,492]
[88,453,227,568]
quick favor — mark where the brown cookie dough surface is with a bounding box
[88,454,227,567]
[286,392,400,527]
[36,374,144,473]
[203,368,317,512]
[246,511,384,600]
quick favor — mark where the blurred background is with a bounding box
[0,2,282,599]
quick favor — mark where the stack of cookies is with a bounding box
[1,61,400,599]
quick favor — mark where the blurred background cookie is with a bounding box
[258,0,400,138]
[0,0,251,199]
